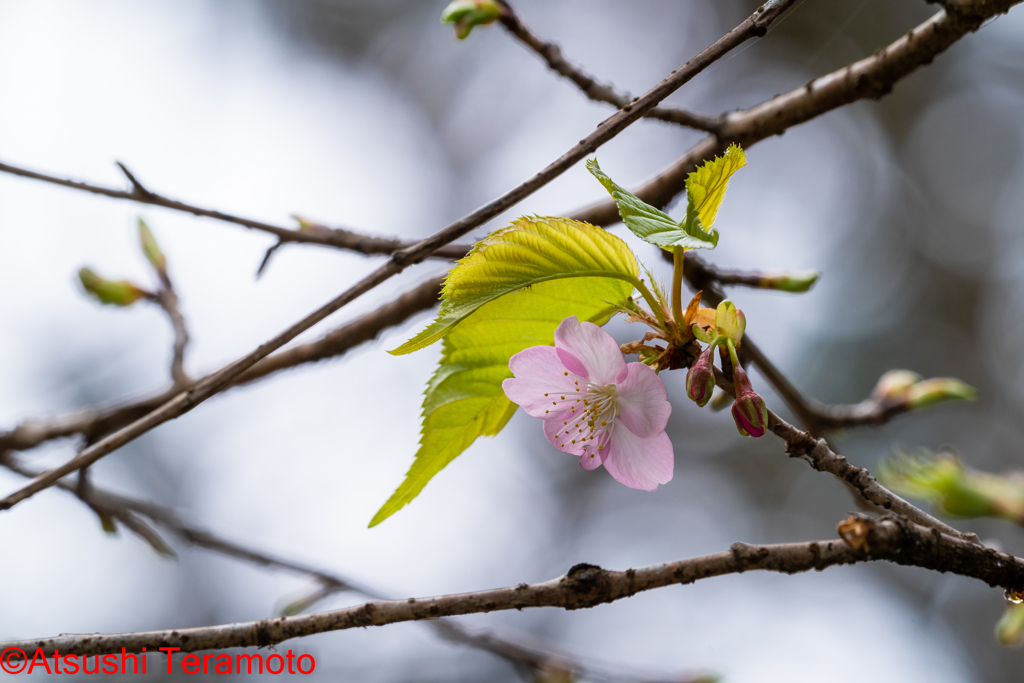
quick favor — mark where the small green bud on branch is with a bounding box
[137,218,167,278]
[757,270,820,293]
[441,0,503,40]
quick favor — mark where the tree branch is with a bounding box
[0,0,795,512]
[497,2,721,133]
[4,516,1016,656]
[0,160,470,261]
[0,451,705,683]
[571,0,1023,227]
[0,0,1017,273]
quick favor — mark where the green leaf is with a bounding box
[390,216,641,355]
[587,159,718,251]
[683,143,747,235]
[372,218,638,527]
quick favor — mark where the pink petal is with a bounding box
[503,346,578,418]
[579,449,603,470]
[543,410,586,455]
[600,428,674,491]
[553,317,626,385]
[616,363,671,438]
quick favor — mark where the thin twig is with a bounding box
[155,288,190,387]
[3,515,1016,656]
[0,1,795,513]
[497,2,721,133]
[0,160,470,261]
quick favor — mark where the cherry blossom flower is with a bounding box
[502,316,674,490]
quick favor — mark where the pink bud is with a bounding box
[686,345,716,407]
[731,365,768,438]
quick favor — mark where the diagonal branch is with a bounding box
[0,1,1018,272]
[497,1,722,133]
[4,515,1017,656]
[680,253,977,541]
[706,345,977,542]
[571,0,1024,227]
[0,0,795,513]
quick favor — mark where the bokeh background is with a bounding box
[1,0,1023,680]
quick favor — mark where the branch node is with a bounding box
[115,161,154,199]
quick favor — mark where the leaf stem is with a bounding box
[671,247,685,328]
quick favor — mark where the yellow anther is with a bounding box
[601,420,607,426]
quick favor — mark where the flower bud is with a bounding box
[714,300,745,345]
[440,0,503,40]
[78,268,150,307]
[686,345,716,407]
[730,365,767,438]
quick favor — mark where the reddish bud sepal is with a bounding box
[731,365,768,438]
[686,344,716,407]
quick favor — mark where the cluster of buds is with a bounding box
[686,299,768,438]
[77,218,168,307]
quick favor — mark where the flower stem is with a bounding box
[726,338,741,373]
[671,247,685,327]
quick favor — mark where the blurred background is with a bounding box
[0,0,1022,680]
